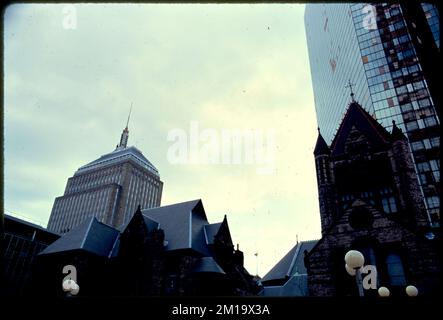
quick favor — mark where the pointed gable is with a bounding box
[313,131,330,156]
[141,199,211,256]
[391,120,408,141]
[215,215,234,247]
[262,240,318,283]
[330,102,391,156]
[204,222,222,245]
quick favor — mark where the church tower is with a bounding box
[307,97,439,296]
[314,129,337,235]
[389,121,430,229]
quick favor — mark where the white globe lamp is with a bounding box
[406,285,418,297]
[378,286,390,297]
[344,250,365,269]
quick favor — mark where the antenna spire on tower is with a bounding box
[126,102,133,129]
[117,102,132,149]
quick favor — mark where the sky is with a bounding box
[4,3,321,277]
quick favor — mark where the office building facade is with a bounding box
[2,215,60,295]
[305,3,440,227]
[47,125,163,234]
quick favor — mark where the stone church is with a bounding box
[29,199,259,296]
[305,100,440,296]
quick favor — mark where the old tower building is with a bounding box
[47,113,163,234]
[305,99,440,296]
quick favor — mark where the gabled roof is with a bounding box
[76,146,159,176]
[39,217,120,257]
[330,102,391,156]
[191,257,226,274]
[313,131,330,156]
[204,222,222,245]
[391,120,408,141]
[118,206,160,233]
[261,240,318,283]
[141,199,211,256]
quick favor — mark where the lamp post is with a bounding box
[345,250,365,297]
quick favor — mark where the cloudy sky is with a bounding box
[4,3,320,276]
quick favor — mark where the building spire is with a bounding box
[345,79,355,102]
[126,102,132,129]
[117,103,132,149]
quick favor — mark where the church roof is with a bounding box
[313,131,330,155]
[191,257,226,274]
[40,199,231,259]
[261,240,318,283]
[76,146,159,176]
[141,199,212,256]
[261,273,309,296]
[330,101,391,156]
[39,217,120,257]
[204,222,223,245]
[391,120,408,141]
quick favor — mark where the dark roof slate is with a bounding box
[39,217,120,257]
[141,199,211,256]
[204,223,222,245]
[191,257,226,274]
[40,199,229,259]
[261,274,309,296]
[261,240,318,283]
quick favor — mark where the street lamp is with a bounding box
[345,250,365,297]
[378,286,390,297]
[378,285,418,297]
[62,279,80,296]
[406,285,418,297]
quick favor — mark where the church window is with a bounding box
[382,197,397,213]
[380,188,397,214]
[386,254,406,286]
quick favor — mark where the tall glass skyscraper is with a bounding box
[305,3,440,227]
